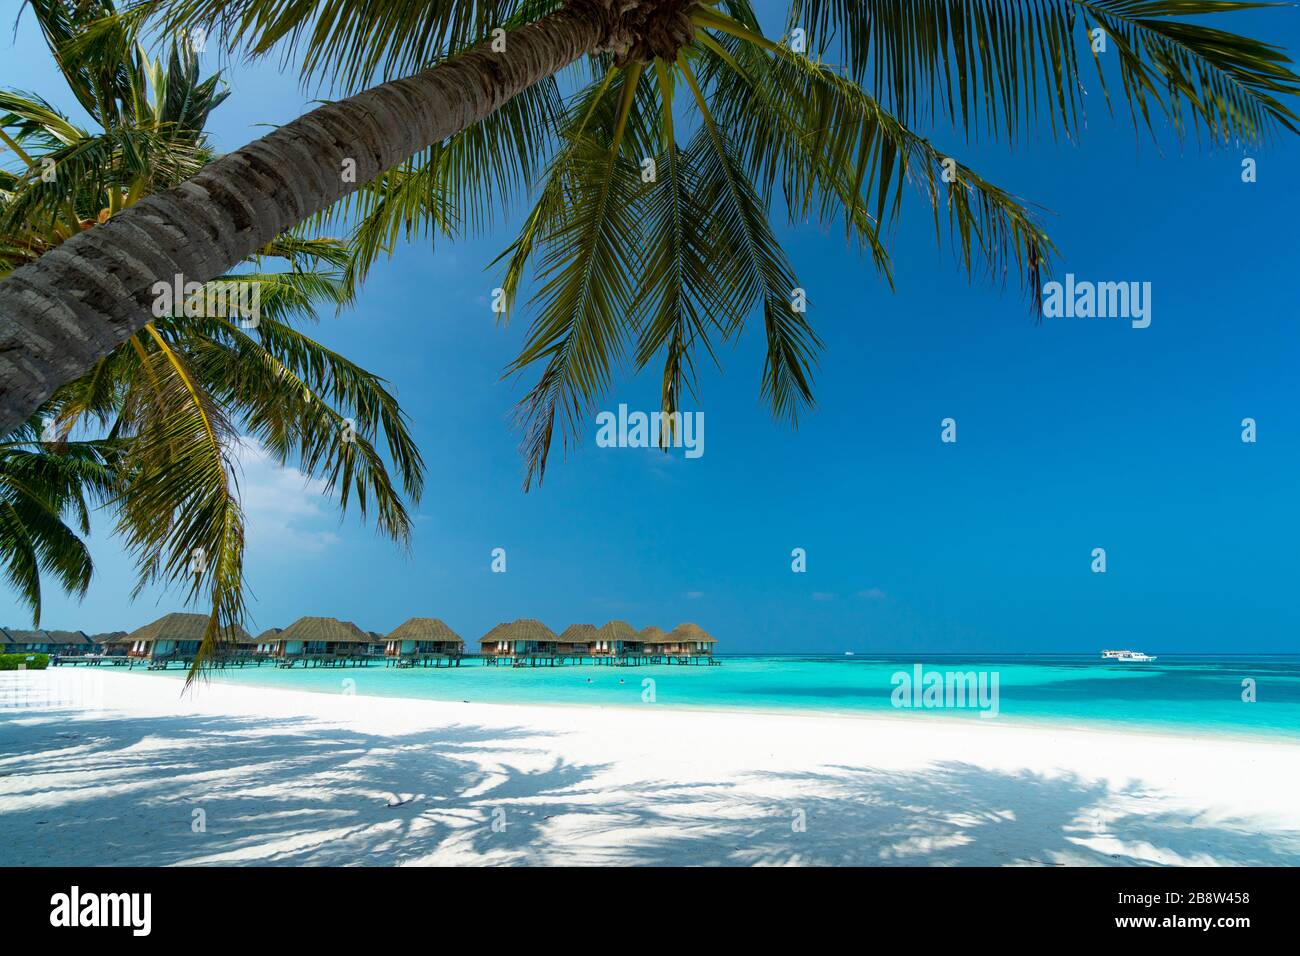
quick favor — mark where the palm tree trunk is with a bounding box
[0,1,626,434]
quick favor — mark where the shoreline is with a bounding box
[128,666,1300,747]
[3,670,1299,866]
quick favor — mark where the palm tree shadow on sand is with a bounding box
[1,709,1296,867]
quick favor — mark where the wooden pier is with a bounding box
[386,653,463,668]
[52,655,147,668]
[274,654,380,668]
[50,655,106,667]
[148,655,276,670]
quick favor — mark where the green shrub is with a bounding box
[0,653,49,670]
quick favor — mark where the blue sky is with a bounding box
[2,2,1297,653]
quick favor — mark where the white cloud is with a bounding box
[856,587,886,600]
[685,590,704,600]
[812,591,836,601]
[231,437,340,558]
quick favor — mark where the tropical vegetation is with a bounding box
[0,0,1297,673]
[0,0,1294,473]
[0,0,423,677]
[0,652,50,670]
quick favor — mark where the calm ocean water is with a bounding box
[156,654,1300,739]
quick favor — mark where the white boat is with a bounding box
[1101,649,1157,662]
[844,651,855,657]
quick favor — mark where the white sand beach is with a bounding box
[2,669,1298,866]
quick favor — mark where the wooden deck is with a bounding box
[386,654,464,668]
[274,654,381,668]
[51,655,284,670]
[147,655,276,670]
[49,655,109,666]
[52,655,148,668]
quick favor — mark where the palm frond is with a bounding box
[629,60,730,424]
[19,0,138,123]
[146,0,519,91]
[489,68,623,325]
[699,29,1053,307]
[0,125,207,235]
[1,0,428,673]
[307,154,456,293]
[161,312,424,539]
[0,90,87,151]
[680,55,821,426]
[253,233,354,272]
[113,329,246,683]
[433,75,564,237]
[0,425,119,624]
[506,64,652,489]
[784,0,1300,142]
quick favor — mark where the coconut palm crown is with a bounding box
[0,0,425,679]
[0,0,1296,491]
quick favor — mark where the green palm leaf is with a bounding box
[702,31,1053,305]
[169,309,424,539]
[113,329,246,678]
[144,0,516,91]
[1,1,426,681]
[0,425,118,624]
[504,63,657,489]
[785,0,1300,141]
[680,78,821,426]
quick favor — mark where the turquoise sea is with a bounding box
[157,654,1300,740]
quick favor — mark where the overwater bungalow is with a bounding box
[480,619,560,666]
[125,613,253,667]
[89,631,128,654]
[592,620,647,665]
[95,631,132,660]
[263,616,375,666]
[253,627,283,656]
[558,623,600,661]
[663,622,719,663]
[1,628,95,657]
[638,625,669,655]
[385,618,465,667]
[232,631,264,660]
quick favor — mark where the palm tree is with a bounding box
[0,0,424,678]
[0,0,1296,466]
[0,420,117,626]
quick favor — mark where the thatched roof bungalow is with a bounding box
[592,620,641,658]
[253,627,283,655]
[264,617,371,659]
[90,630,129,655]
[638,625,669,654]
[125,613,252,661]
[558,623,599,656]
[385,618,464,659]
[480,619,559,658]
[0,628,95,655]
[666,622,718,656]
